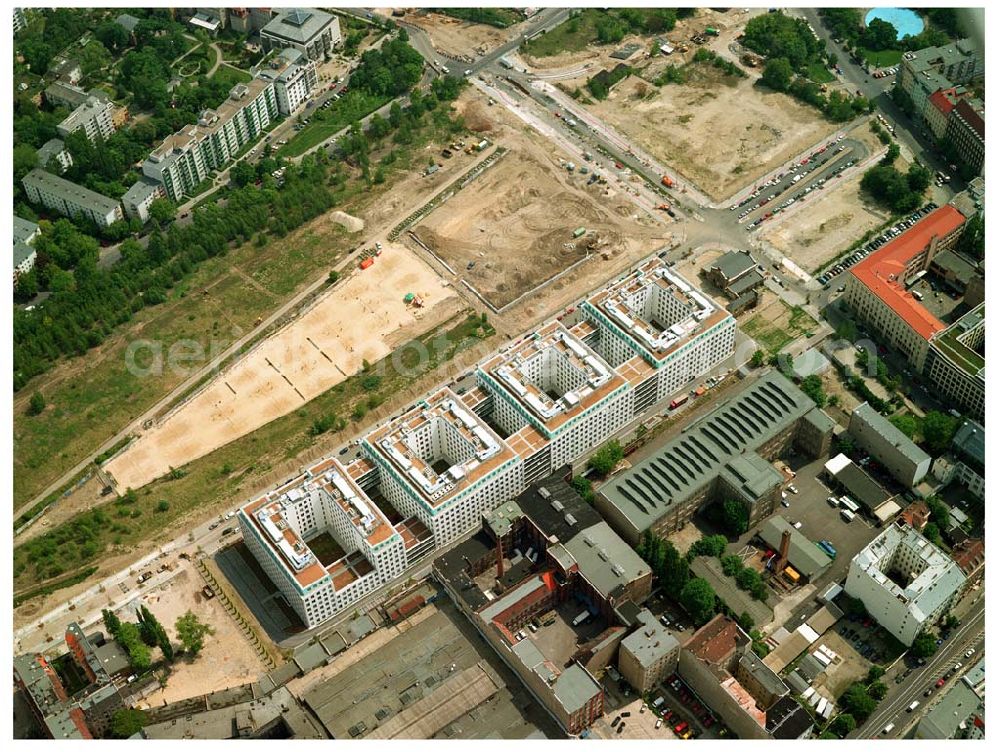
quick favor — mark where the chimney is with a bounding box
[774,530,791,574]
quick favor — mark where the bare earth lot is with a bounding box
[134,566,267,707]
[106,244,461,490]
[587,67,841,202]
[412,91,663,310]
[401,10,524,59]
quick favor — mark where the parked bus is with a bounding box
[840,496,860,514]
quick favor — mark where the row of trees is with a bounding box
[762,57,870,121]
[14,155,336,389]
[103,606,214,666]
[636,531,769,627]
[586,440,625,478]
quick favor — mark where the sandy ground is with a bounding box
[401,10,526,59]
[106,244,461,490]
[412,89,664,311]
[587,67,840,203]
[133,566,268,707]
[760,170,892,273]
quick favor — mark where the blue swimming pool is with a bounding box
[864,8,925,40]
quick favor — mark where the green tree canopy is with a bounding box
[111,708,147,738]
[680,577,717,625]
[921,411,960,454]
[911,631,938,659]
[175,610,214,655]
[762,57,794,91]
[587,439,624,478]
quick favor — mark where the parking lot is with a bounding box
[816,201,939,287]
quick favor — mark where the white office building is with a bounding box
[260,8,341,61]
[238,457,406,628]
[22,169,123,229]
[583,258,736,404]
[256,47,318,115]
[57,93,116,144]
[363,388,523,550]
[142,80,278,202]
[478,320,634,483]
[845,522,966,646]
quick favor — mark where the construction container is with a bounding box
[573,227,586,238]
[403,292,415,303]
[783,566,801,584]
[705,27,720,36]
[360,257,374,270]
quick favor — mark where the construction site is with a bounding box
[105,244,463,491]
[396,9,531,61]
[586,66,842,204]
[410,89,665,312]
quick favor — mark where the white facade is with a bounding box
[845,523,965,646]
[143,81,278,202]
[239,458,407,628]
[258,48,319,115]
[121,179,166,223]
[583,258,737,402]
[57,95,116,144]
[22,169,123,228]
[363,388,524,548]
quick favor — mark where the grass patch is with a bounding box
[13,107,469,509]
[14,566,99,608]
[743,301,818,357]
[13,313,493,593]
[277,90,391,158]
[860,48,903,68]
[211,63,252,88]
[806,61,836,83]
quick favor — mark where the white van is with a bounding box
[907,700,920,713]
[840,509,856,523]
[882,723,895,735]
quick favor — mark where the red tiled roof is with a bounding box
[849,206,966,340]
[929,88,956,116]
[954,99,985,139]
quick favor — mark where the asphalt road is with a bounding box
[853,596,985,738]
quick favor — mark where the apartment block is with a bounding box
[256,47,318,115]
[142,80,277,202]
[478,320,633,484]
[844,205,966,370]
[37,138,73,174]
[946,98,985,176]
[618,609,680,692]
[848,402,931,488]
[678,615,812,739]
[22,169,123,229]
[238,456,407,628]
[897,39,983,115]
[57,93,115,144]
[845,522,966,646]
[13,215,40,280]
[121,177,167,223]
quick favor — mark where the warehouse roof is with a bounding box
[830,458,890,511]
[758,517,830,578]
[916,681,983,739]
[600,371,824,533]
[515,473,603,543]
